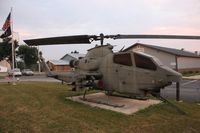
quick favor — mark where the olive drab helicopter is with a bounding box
[24,33,200,101]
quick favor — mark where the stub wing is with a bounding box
[52,70,102,84]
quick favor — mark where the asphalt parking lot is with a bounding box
[161,80,200,102]
[0,75,200,102]
[0,75,60,83]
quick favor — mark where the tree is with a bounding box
[17,45,38,69]
[0,38,18,67]
[0,38,38,69]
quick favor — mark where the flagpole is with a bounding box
[11,7,16,85]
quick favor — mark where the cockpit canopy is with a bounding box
[113,52,163,71]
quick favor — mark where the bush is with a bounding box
[188,71,193,74]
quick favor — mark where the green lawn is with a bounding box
[182,71,200,77]
[0,82,200,133]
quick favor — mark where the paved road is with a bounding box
[0,75,60,83]
[161,80,200,102]
[0,75,200,102]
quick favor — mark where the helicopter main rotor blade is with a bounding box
[24,35,94,46]
[111,34,200,40]
[24,33,200,46]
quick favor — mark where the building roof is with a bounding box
[60,53,85,60]
[69,53,85,59]
[124,43,200,58]
[48,60,69,65]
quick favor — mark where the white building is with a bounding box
[124,43,200,72]
[0,60,11,72]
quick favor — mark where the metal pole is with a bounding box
[176,82,180,101]
[11,7,16,85]
[14,32,19,68]
[38,46,41,74]
[175,56,180,101]
[15,48,17,68]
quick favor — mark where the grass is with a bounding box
[0,82,200,133]
[0,73,7,79]
[182,71,200,77]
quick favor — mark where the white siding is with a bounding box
[131,46,176,69]
[0,60,11,72]
[0,66,8,72]
[178,57,200,69]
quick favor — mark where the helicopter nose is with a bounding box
[164,67,182,82]
[166,72,182,82]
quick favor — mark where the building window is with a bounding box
[134,53,157,70]
[113,53,133,66]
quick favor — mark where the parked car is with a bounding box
[8,68,22,76]
[22,69,34,76]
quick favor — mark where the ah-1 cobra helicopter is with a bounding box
[24,34,200,100]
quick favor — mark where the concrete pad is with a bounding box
[67,92,161,115]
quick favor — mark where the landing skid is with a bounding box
[80,89,124,108]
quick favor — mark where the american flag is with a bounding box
[0,27,11,38]
[2,12,11,31]
[0,12,12,38]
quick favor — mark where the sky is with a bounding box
[0,0,200,60]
